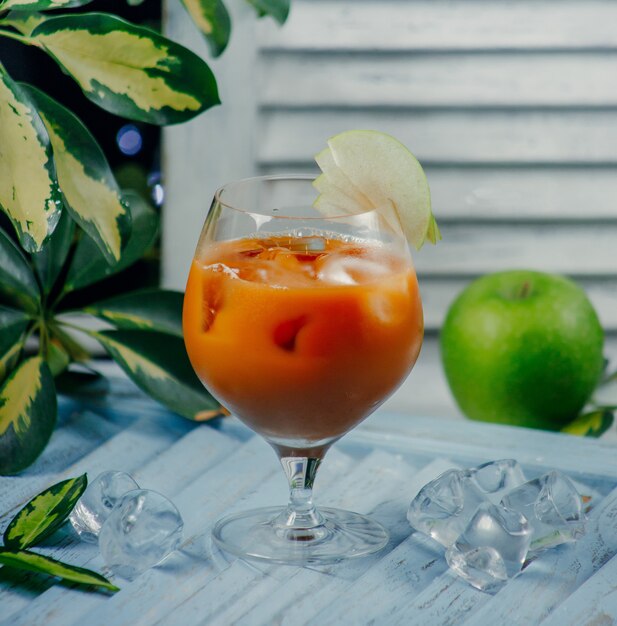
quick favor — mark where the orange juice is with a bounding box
[183,235,423,455]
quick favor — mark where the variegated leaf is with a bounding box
[85,289,183,338]
[0,11,47,35]
[0,67,62,252]
[0,0,93,11]
[246,0,290,24]
[31,13,220,125]
[93,329,223,420]
[32,208,74,294]
[4,474,87,549]
[561,409,614,438]
[0,549,118,591]
[180,0,231,57]
[0,356,56,475]
[64,191,158,293]
[25,85,131,263]
[0,226,40,313]
[0,307,28,384]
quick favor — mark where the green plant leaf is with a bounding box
[0,356,57,475]
[0,549,118,592]
[561,409,614,438]
[84,289,183,338]
[0,226,40,314]
[0,307,29,383]
[0,67,62,253]
[4,474,87,549]
[64,191,158,293]
[31,13,220,125]
[180,0,231,57]
[31,209,74,295]
[0,11,47,35]
[46,338,70,376]
[93,329,223,420]
[246,0,290,24]
[0,0,93,11]
[25,85,131,264]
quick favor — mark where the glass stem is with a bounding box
[277,457,325,529]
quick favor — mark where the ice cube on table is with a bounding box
[501,470,585,554]
[407,469,487,547]
[469,459,526,503]
[99,489,183,580]
[446,503,532,593]
[69,471,140,543]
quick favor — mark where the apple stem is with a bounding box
[517,281,532,299]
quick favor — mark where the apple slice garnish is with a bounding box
[313,130,440,250]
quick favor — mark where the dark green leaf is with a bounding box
[180,0,231,57]
[84,289,183,338]
[561,409,614,438]
[4,474,87,549]
[0,356,57,475]
[0,549,118,592]
[32,209,74,295]
[0,0,93,11]
[0,11,47,35]
[246,0,290,24]
[93,329,223,420]
[0,66,62,252]
[31,12,220,125]
[24,85,131,264]
[0,226,40,313]
[64,191,158,293]
[0,307,28,384]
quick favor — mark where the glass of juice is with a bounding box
[183,175,423,564]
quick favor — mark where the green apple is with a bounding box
[440,270,605,430]
[313,130,440,249]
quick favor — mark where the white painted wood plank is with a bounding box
[261,53,617,108]
[541,552,617,625]
[155,449,414,625]
[2,427,239,626]
[259,164,617,222]
[63,437,296,626]
[422,277,617,331]
[232,458,457,626]
[389,571,489,626]
[413,223,617,276]
[259,110,617,165]
[0,415,195,622]
[258,1,617,51]
[462,485,617,624]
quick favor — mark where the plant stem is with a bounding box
[0,29,35,46]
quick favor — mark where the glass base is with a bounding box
[212,506,389,565]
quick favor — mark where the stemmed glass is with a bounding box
[183,175,423,564]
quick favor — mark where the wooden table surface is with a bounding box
[1,375,617,626]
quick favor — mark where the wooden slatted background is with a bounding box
[163,0,617,417]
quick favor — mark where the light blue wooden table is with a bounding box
[1,374,616,625]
